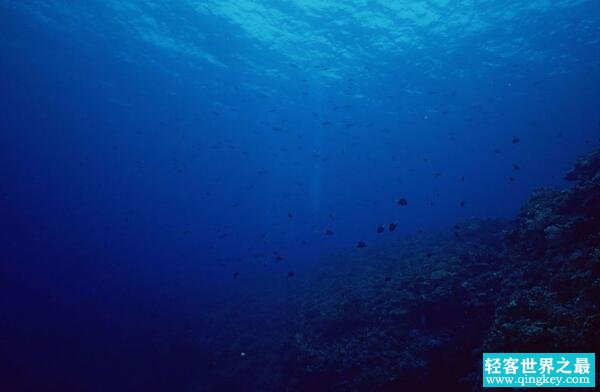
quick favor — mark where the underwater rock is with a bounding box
[564,149,600,181]
[281,149,600,391]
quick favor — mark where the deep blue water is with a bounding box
[1,1,599,391]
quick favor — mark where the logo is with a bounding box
[483,353,595,388]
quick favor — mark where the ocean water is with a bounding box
[1,1,599,391]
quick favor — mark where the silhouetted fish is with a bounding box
[397,198,408,206]
[513,164,520,170]
[389,222,397,232]
[460,201,465,207]
[325,229,333,236]
[512,137,520,144]
[287,271,295,278]
[288,212,293,219]
[377,225,385,233]
[233,272,240,278]
[356,241,366,248]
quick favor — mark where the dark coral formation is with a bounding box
[282,149,600,391]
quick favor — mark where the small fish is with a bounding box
[377,225,385,234]
[275,254,283,261]
[460,201,465,207]
[512,137,520,144]
[397,198,408,206]
[325,229,333,236]
[288,212,293,219]
[384,276,392,282]
[355,241,366,248]
[426,252,432,258]
[493,148,501,153]
[434,172,442,177]
[509,176,515,182]
[233,272,240,278]
[287,271,295,278]
[512,164,520,170]
[389,222,397,232]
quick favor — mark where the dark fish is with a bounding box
[460,201,465,207]
[377,225,385,234]
[512,137,520,144]
[512,164,520,170]
[287,271,295,278]
[328,213,335,219]
[426,252,432,258]
[325,229,333,236]
[275,254,283,261]
[454,224,461,230]
[397,197,408,206]
[356,241,367,248]
[233,272,240,278]
[384,276,392,282]
[434,172,442,177]
[288,212,293,218]
[509,176,515,182]
[389,222,397,232]
[461,176,465,182]
[493,148,501,153]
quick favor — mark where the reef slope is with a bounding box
[283,149,600,391]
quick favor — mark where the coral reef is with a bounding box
[282,149,600,391]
